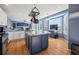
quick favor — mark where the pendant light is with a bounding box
[29,4,40,24]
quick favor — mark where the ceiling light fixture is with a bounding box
[29,4,40,24]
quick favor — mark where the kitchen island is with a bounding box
[25,31,49,54]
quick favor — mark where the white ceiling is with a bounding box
[0,4,68,22]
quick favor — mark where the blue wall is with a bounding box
[69,17,79,44]
[69,4,79,13]
[69,4,79,49]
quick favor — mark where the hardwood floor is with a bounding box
[5,38,71,55]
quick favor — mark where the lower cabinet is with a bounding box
[8,31,25,41]
[41,34,48,49]
[31,36,41,54]
[27,34,48,54]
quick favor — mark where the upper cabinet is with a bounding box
[69,4,79,13]
[0,8,7,26]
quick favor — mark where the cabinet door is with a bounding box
[0,8,7,26]
[2,16,7,26]
[8,32,14,40]
[0,16,2,25]
[31,36,41,54]
[20,31,25,39]
[41,34,48,49]
[14,32,20,39]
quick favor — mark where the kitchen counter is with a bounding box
[25,31,49,54]
[26,30,50,36]
[8,29,24,32]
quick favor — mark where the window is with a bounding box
[49,16,63,34]
[43,20,49,31]
[31,11,68,35]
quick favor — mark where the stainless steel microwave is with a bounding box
[0,27,3,32]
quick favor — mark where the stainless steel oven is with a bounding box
[0,26,8,55]
[0,27,4,55]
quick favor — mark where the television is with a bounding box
[50,25,58,30]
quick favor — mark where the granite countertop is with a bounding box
[8,30,24,32]
[26,30,50,36]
